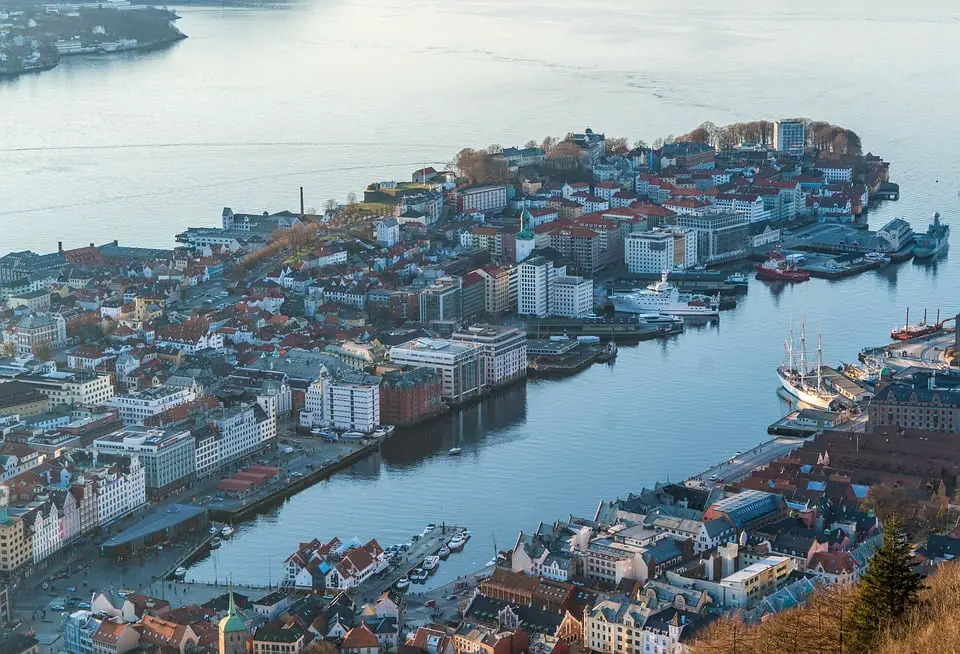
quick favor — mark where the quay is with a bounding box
[525,317,682,342]
[688,437,806,489]
[371,525,468,595]
[768,408,851,437]
[527,342,614,377]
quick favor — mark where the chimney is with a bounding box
[58,241,63,253]
[90,243,95,248]
[300,186,305,219]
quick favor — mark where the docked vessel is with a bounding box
[341,431,366,440]
[777,319,838,410]
[174,567,187,579]
[610,273,720,317]
[422,555,439,572]
[725,272,749,288]
[890,308,941,341]
[220,525,234,538]
[448,447,462,456]
[447,534,466,551]
[395,577,410,591]
[209,536,222,549]
[756,249,810,282]
[437,545,451,560]
[410,568,428,583]
[912,212,949,259]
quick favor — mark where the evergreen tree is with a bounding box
[848,517,923,653]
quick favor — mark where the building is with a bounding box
[17,371,114,408]
[251,623,305,654]
[389,339,481,405]
[624,229,697,273]
[419,277,462,324]
[457,186,508,214]
[379,367,444,426]
[517,256,562,318]
[547,227,602,275]
[673,212,751,264]
[549,276,593,318]
[773,120,806,156]
[713,194,769,223]
[375,218,400,248]
[218,590,246,654]
[341,623,380,654]
[93,427,196,499]
[451,325,527,389]
[461,272,486,322]
[91,619,139,654]
[868,375,960,433]
[7,290,51,313]
[324,371,382,433]
[702,490,788,532]
[718,554,793,608]
[0,489,30,574]
[210,405,264,467]
[475,266,516,315]
[91,454,146,528]
[583,595,706,654]
[105,387,197,426]
[0,381,49,417]
[2,313,66,355]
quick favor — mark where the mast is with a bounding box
[816,326,824,393]
[786,319,794,370]
[799,316,808,377]
[905,307,909,331]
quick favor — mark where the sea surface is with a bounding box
[2,0,960,588]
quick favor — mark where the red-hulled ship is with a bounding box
[890,308,942,341]
[756,247,811,282]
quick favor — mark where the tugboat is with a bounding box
[756,247,810,282]
[912,212,950,259]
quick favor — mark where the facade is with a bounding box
[18,372,114,408]
[548,228,602,275]
[773,120,806,156]
[674,212,751,264]
[389,339,481,404]
[324,372,382,433]
[92,455,147,527]
[457,186,508,214]
[549,276,593,318]
[451,325,527,389]
[584,596,705,654]
[719,555,793,608]
[517,256,562,318]
[3,312,66,355]
[65,611,103,654]
[419,277,462,324]
[375,218,400,247]
[211,405,263,467]
[868,381,960,433]
[93,427,196,499]
[0,490,30,574]
[379,367,444,426]
[475,266,516,315]
[105,387,197,426]
[0,381,50,417]
[625,229,697,273]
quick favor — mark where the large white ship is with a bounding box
[610,272,720,317]
[777,319,838,410]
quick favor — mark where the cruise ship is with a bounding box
[610,273,720,317]
[777,319,838,410]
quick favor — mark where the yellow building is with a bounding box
[0,494,31,574]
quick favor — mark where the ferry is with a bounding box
[777,319,838,410]
[395,577,410,591]
[912,212,949,259]
[422,555,440,572]
[756,249,810,282]
[610,272,720,317]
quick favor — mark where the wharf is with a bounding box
[208,440,380,521]
[368,525,467,595]
[767,409,848,437]
[525,317,682,341]
[528,345,604,377]
[609,276,744,296]
[162,533,215,581]
[687,437,806,489]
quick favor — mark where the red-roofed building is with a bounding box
[93,619,140,654]
[548,227,603,275]
[342,623,380,654]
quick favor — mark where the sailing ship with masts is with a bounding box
[777,318,838,410]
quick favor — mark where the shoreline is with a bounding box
[0,35,188,80]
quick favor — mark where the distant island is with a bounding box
[0,2,186,78]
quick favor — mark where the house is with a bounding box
[341,623,381,654]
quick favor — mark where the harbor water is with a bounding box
[2,0,959,588]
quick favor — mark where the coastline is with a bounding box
[0,35,187,80]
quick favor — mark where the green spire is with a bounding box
[219,575,246,633]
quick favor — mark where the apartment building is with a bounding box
[93,427,196,499]
[451,325,527,389]
[549,276,593,318]
[324,372,382,433]
[625,228,698,273]
[19,371,114,408]
[104,387,197,426]
[389,339,481,404]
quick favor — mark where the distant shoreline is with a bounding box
[0,35,187,80]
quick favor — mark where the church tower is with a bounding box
[218,584,247,654]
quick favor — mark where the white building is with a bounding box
[451,325,527,389]
[625,229,698,273]
[713,194,770,223]
[299,378,325,429]
[375,218,400,248]
[584,596,705,654]
[517,256,563,318]
[323,372,381,433]
[2,312,67,355]
[211,405,263,467]
[389,339,482,404]
[18,371,114,408]
[93,427,196,497]
[457,185,507,214]
[104,387,197,426]
[17,500,62,564]
[816,162,854,183]
[549,276,593,318]
[90,454,147,527]
[773,120,806,156]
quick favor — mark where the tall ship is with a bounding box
[610,272,720,317]
[890,307,941,341]
[756,247,810,282]
[777,319,838,410]
[912,212,949,259]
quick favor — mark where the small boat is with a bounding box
[313,428,338,441]
[342,431,366,440]
[209,537,222,549]
[426,523,436,531]
[410,568,427,583]
[461,530,471,541]
[382,425,396,435]
[725,272,749,287]
[372,429,388,439]
[174,567,187,579]
[448,448,462,456]
[422,555,440,572]
[208,526,218,535]
[447,535,465,552]
[890,308,941,341]
[437,545,451,560]
[220,525,234,538]
[396,577,410,591]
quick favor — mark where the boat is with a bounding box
[312,428,338,441]
[890,308,941,341]
[341,431,366,440]
[208,526,218,535]
[410,568,428,583]
[372,429,388,439]
[461,529,471,541]
[395,577,410,591]
[174,567,187,579]
[209,537,222,549]
[220,525,234,538]
[422,555,440,572]
[725,272,749,287]
[777,319,838,410]
[912,212,949,258]
[610,272,720,317]
[381,425,396,435]
[756,248,810,282]
[437,545,451,560]
[638,313,685,328]
[447,535,465,551]
[448,447,462,456]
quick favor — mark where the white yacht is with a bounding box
[610,273,720,317]
[422,555,440,571]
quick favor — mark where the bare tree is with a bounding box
[325,199,337,213]
[346,191,357,205]
[524,139,539,149]
[487,143,503,154]
[633,139,648,149]
[541,136,558,151]
[604,136,629,154]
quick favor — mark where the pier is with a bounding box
[525,317,682,341]
[369,525,468,595]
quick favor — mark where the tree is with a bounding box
[304,641,339,654]
[346,191,357,205]
[545,140,589,170]
[541,136,558,152]
[487,143,503,154]
[524,139,538,149]
[848,517,924,653]
[604,136,629,154]
[325,199,337,213]
[862,482,912,524]
[691,614,759,654]
[0,341,14,357]
[32,342,52,361]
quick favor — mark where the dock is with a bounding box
[369,525,468,595]
[525,317,683,341]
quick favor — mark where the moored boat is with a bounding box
[437,545,451,560]
[912,212,949,258]
[610,272,720,317]
[396,577,410,591]
[778,319,838,410]
[756,249,810,282]
[209,536,222,549]
[341,431,366,440]
[447,535,465,551]
[174,567,187,579]
[410,568,428,583]
[220,525,234,538]
[422,555,440,571]
[448,447,462,456]
[890,308,941,341]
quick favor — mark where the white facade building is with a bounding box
[773,120,806,156]
[299,378,325,428]
[104,387,197,426]
[713,194,770,223]
[517,256,561,318]
[549,276,593,318]
[451,325,527,389]
[625,229,698,273]
[375,219,400,247]
[323,372,381,433]
[18,371,115,408]
[389,339,482,404]
[457,185,507,214]
[91,455,147,527]
[212,405,263,467]
[93,427,196,497]
[584,596,704,654]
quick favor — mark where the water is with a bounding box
[2,0,960,588]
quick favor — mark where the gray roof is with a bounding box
[103,504,206,548]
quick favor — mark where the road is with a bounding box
[688,437,806,489]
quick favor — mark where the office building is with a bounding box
[389,339,481,404]
[93,427,196,499]
[451,325,527,388]
[625,228,698,273]
[549,276,593,318]
[674,212,751,264]
[105,387,197,426]
[323,372,382,433]
[773,120,806,156]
